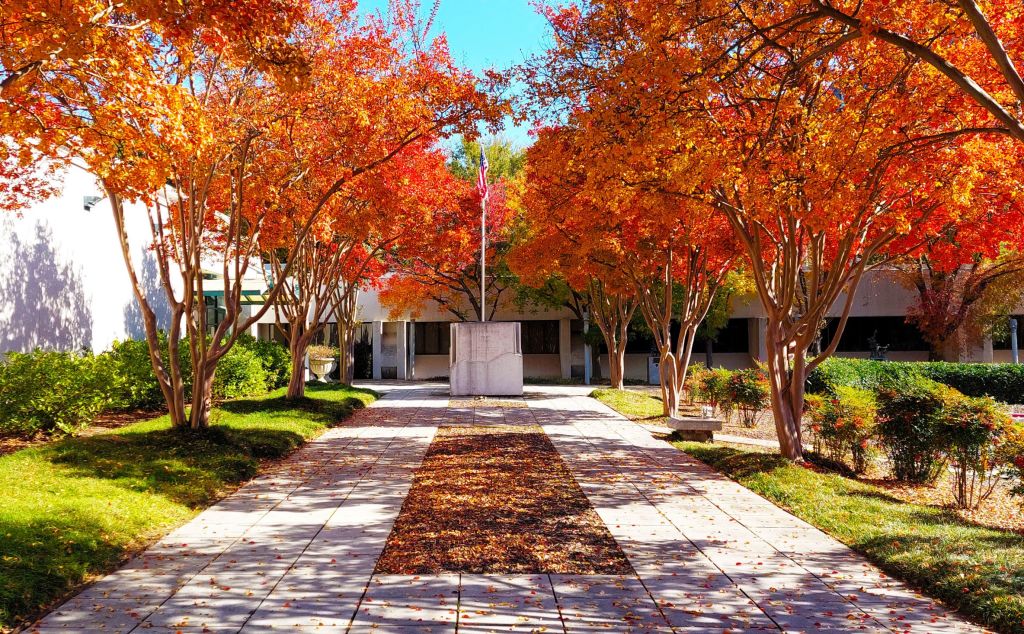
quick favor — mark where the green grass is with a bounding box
[592,387,1024,633]
[0,383,376,631]
[590,388,667,420]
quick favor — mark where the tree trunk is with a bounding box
[765,326,805,461]
[658,349,682,418]
[338,323,356,384]
[188,366,216,429]
[607,342,626,389]
[287,333,311,399]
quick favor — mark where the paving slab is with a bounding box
[28,383,991,634]
[529,385,990,634]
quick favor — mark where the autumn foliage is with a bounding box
[523,0,1024,458]
[2,0,498,428]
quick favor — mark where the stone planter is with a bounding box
[309,357,337,382]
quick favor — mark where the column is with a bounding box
[371,320,383,380]
[559,318,572,379]
[748,318,767,365]
[396,321,408,380]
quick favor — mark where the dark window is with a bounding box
[204,296,225,335]
[415,322,451,355]
[624,319,751,355]
[522,320,560,354]
[694,319,750,354]
[819,316,928,352]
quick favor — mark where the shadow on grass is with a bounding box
[676,440,1024,633]
[0,383,377,631]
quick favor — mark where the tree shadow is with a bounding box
[121,252,173,340]
[0,220,92,352]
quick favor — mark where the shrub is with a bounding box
[725,368,769,428]
[806,357,920,394]
[1004,425,1024,502]
[919,362,1024,404]
[934,393,1015,509]
[236,334,290,390]
[103,338,165,410]
[805,386,877,473]
[689,366,734,414]
[684,362,706,402]
[807,357,1024,404]
[876,375,949,483]
[211,346,268,400]
[0,350,109,436]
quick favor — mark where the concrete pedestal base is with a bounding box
[449,322,524,396]
[667,416,723,443]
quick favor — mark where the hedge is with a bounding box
[807,357,1024,404]
[0,335,293,437]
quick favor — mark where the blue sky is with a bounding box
[359,0,552,147]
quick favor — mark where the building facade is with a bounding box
[2,174,1020,380]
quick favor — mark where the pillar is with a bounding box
[396,320,408,380]
[748,318,767,365]
[371,320,383,380]
[559,318,572,379]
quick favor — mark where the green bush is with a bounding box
[236,334,290,389]
[0,350,109,436]
[807,357,1024,404]
[806,357,919,394]
[919,362,1024,404]
[805,386,878,473]
[687,365,733,409]
[1005,426,1024,502]
[725,368,769,428]
[876,375,949,483]
[104,338,165,410]
[211,346,268,400]
[934,393,1016,509]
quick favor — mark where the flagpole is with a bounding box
[480,193,486,323]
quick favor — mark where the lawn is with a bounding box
[0,383,376,631]
[590,387,668,420]
[593,388,1024,633]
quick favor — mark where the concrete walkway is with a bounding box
[30,383,985,633]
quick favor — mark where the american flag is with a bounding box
[477,148,489,201]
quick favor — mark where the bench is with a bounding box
[667,416,723,442]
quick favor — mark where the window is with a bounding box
[415,322,451,355]
[819,317,928,352]
[694,319,750,354]
[204,296,225,335]
[522,320,559,354]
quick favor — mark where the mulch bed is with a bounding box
[860,474,1024,534]
[0,409,162,457]
[375,423,634,574]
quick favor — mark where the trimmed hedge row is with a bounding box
[807,357,1024,404]
[0,335,292,437]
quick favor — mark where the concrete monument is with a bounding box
[449,321,524,396]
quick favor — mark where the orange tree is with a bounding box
[262,140,460,399]
[898,192,1024,360]
[0,0,309,208]
[511,127,638,388]
[515,124,737,411]
[3,1,495,428]
[380,139,522,322]
[797,1,1024,144]
[527,0,1021,458]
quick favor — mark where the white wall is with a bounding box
[0,166,176,354]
